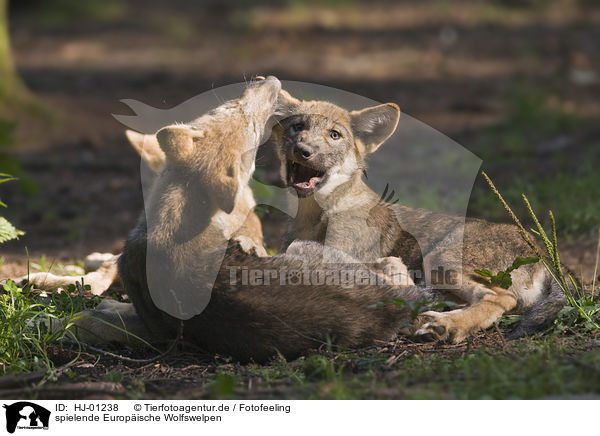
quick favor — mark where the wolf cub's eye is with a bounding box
[291,123,304,133]
[329,129,341,140]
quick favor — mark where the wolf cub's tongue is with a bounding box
[289,162,324,192]
[293,176,322,190]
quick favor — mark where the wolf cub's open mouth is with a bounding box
[286,160,326,196]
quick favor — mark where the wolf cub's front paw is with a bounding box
[375,257,415,287]
[413,311,469,344]
[231,236,268,257]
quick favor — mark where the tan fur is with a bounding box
[11,253,118,296]
[125,126,266,255]
[11,95,270,296]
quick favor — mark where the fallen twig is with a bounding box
[79,321,184,364]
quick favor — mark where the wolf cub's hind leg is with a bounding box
[57,300,153,346]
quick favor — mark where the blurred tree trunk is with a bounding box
[0,0,28,101]
[0,0,52,150]
[0,0,17,95]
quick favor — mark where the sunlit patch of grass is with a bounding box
[476,82,582,159]
[397,341,600,399]
[28,0,128,29]
[199,335,600,399]
[0,279,100,376]
[29,254,86,277]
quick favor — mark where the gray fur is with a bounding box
[272,93,566,342]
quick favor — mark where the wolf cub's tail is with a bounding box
[510,278,566,338]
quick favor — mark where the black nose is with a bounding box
[293,143,314,160]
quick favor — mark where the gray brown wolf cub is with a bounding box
[273,90,565,343]
[66,76,432,362]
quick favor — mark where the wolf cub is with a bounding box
[273,90,565,343]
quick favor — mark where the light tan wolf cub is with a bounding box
[273,90,565,343]
[124,121,267,258]
[65,76,432,362]
[11,98,267,295]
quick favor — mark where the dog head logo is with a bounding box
[3,402,50,433]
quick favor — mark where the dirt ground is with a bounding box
[1,0,599,399]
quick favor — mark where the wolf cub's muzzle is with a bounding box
[286,159,326,197]
[292,141,314,160]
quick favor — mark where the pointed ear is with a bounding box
[277,89,301,115]
[125,130,166,173]
[156,125,240,213]
[350,103,400,154]
[155,125,195,162]
[273,89,302,144]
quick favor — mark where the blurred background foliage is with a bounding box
[0,0,597,265]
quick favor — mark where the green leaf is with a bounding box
[0,217,24,244]
[0,173,17,184]
[508,256,540,272]
[474,269,493,278]
[475,256,539,290]
[368,298,408,309]
[491,271,513,289]
[2,278,18,293]
[103,370,123,383]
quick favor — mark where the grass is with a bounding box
[482,171,600,331]
[394,342,600,400]
[28,254,85,277]
[468,82,598,239]
[471,169,600,239]
[181,335,600,399]
[0,278,100,376]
